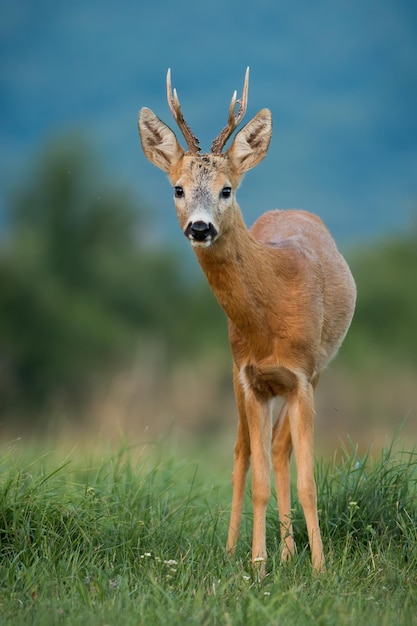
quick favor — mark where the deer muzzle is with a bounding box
[184,220,218,246]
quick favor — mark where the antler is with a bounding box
[166,69,201,155]
[211,67,249,155]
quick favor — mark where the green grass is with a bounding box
[0,438,416,625]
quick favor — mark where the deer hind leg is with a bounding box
[271,401,295,562]
[226,365,251,555]
[287,381,325,571]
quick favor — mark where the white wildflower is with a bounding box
[140,552,152,559]
[348,501,359,510]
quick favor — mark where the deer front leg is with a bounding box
[287,381,325,571]
[226,367,251,554]
[245,390,273,576]
[272,402,296,562]
[227,366,251,553]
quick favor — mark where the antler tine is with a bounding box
[166,68,201,155]
[211,66,250,155]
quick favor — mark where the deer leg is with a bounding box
[245,391,273,576]
[287,382,325,571]
[271,402,295,562]
[226,366,251,555]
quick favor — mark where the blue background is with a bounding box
[1,0,416,246]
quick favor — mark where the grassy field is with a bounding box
[0,437,416,625]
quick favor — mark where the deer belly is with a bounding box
[240,363,298,400]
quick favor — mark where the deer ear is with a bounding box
[138,107,184,172]
[226,109,272,174]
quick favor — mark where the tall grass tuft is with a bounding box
[0,437,416,625]
[281,438,417,553]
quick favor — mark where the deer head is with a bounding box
[138,69,272,248]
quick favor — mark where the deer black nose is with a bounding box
[185,221,217,242]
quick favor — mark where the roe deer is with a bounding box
[138,68,356,575]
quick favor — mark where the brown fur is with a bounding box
[138,80,356,575]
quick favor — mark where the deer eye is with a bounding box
[220,187,232,199]
[174,186,184,198]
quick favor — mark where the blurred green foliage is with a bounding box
[345,224,417,370]
[0,136,415,429]
[0,137,225,423]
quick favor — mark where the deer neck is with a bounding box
[194,208,277,339]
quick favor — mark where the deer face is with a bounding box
[139,107,272,247]
[138,69,272,248]
[168,154,238,248]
